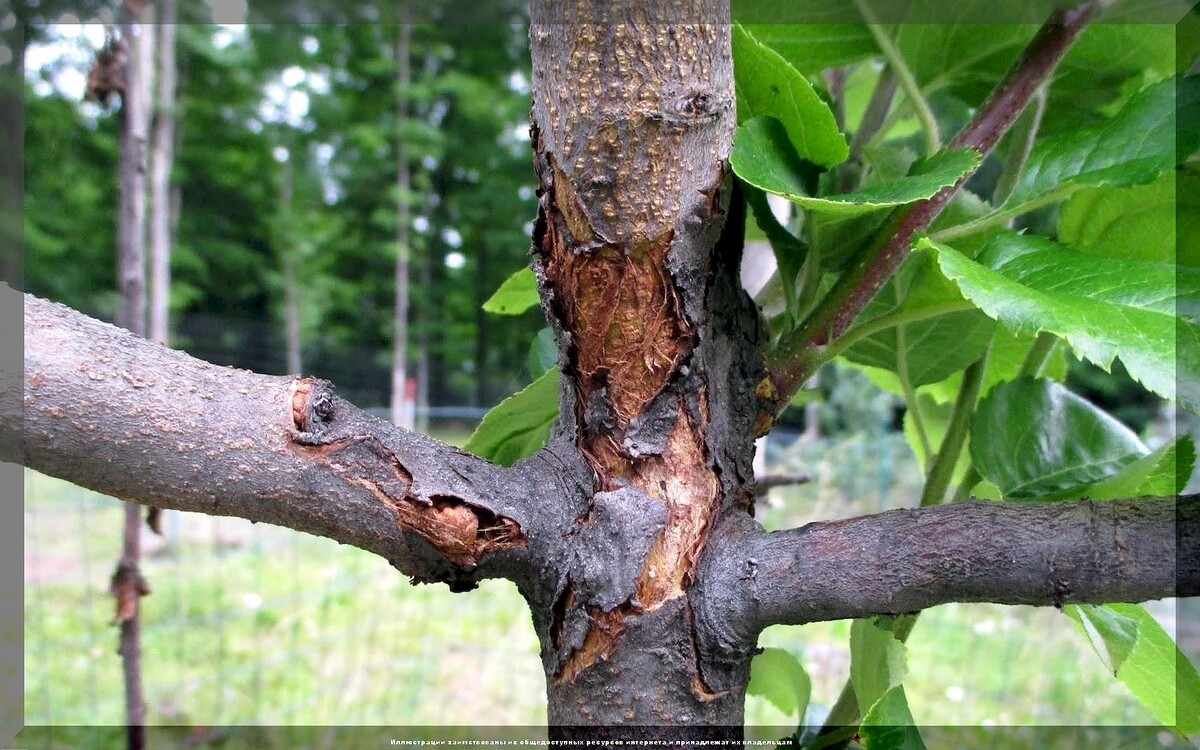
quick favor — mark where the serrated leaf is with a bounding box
[740,24,877,74]
[732,25,848,167]
[1006,76,1199,207]
[483,267,539,316]
[732,118,977,216]
[747,647,812,722]
[970,377,1145,500]
[927,234,1200,411]
[1066,603,1200,734]
[841,252,995,387]
[1059,171,1200,268]
[463,368,558,466]
[844,310,994,388]
[859,686,928,750]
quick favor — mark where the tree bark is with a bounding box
[697,497,1199,638]
[528,0,760,732]
[10,1,1196,741]
[16,291,570,588]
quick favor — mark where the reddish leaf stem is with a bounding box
[764,2,1100,416]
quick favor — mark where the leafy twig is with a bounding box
[854,1,942,155]
[930,183,1080,244]
[764,1,1100,418]
[993,85,1048,205]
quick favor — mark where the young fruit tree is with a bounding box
[10,0,1200,744]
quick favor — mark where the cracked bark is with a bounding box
[8,0,1198,741]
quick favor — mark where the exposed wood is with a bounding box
[529,0,759,729]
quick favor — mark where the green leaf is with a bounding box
[526,328,557,378]
[732,118,977,216]
[850,617,907,708]
[1086,436,1195,501]
[482,267,539,316]
[841,251,995,387]
[845,310,994,388]
[463,368,559,466]
[739,24,877,74]
[970,377,1145,500]
[1066,603,1200,734]
[1006,76,1199,207]
[732,25,848,167]
[859,686,927,750]
[927,234,1200,411]
[1059,171,1200,268]
[1065,604,1141,676]
[920,325,1068,405]
[746,647,812,722]
[852,618,926,750]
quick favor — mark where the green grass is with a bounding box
[21,426,1172,745]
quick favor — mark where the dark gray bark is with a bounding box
[528,0,757,730]
[16,293,554,591]
[9,0,1195,740]
[698,498,1198,643]
[12,287,1197,734]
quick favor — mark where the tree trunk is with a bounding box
[115,2,154,746]
[527,0,760,732]
[148,0,176,346]
[390,22,414,428]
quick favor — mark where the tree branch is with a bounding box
[764,1,1099,413]
[10,292,557,591]
[700,496,1196,639]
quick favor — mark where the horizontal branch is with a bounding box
[9,292,559,590]
[698,497,1196,643]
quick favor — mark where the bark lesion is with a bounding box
[286,377,527,570]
